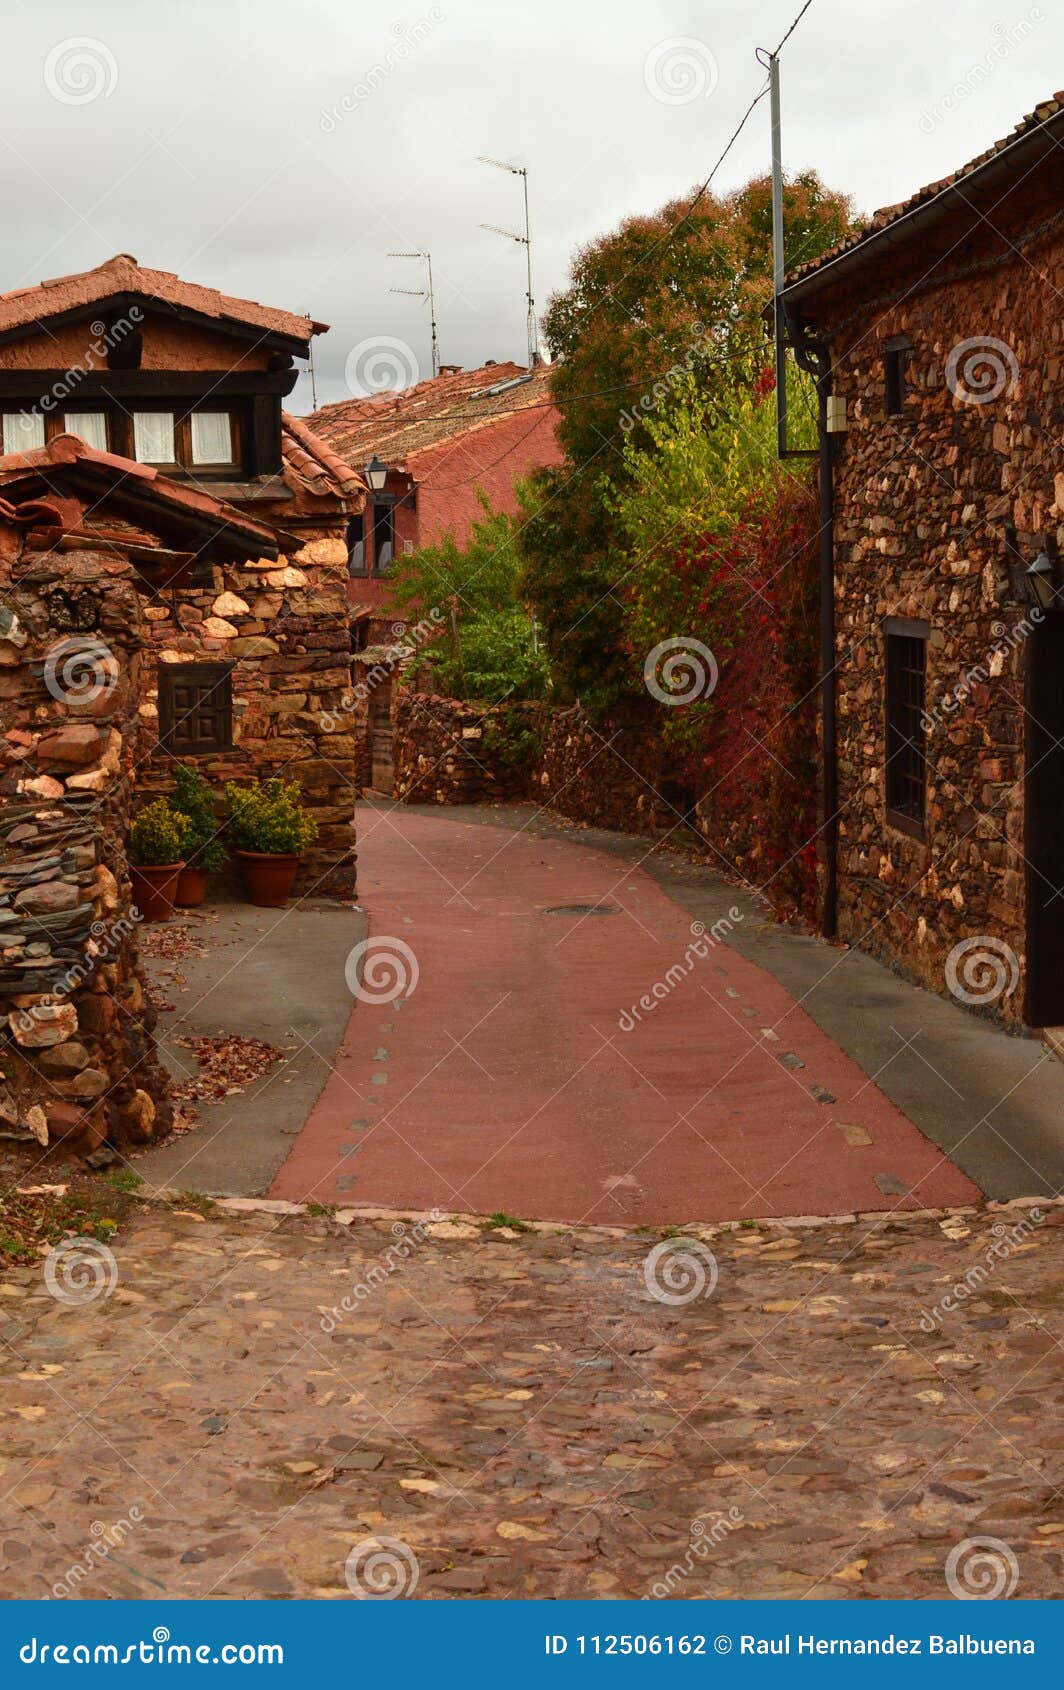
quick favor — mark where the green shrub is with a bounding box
[172,763,227,874]
[224,778,317,856]
[128,798,185,867]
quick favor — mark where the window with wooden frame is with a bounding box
[346,513,367,577]
[885,619,927,833]
[158,662,233,756]
[372,500,395,572]
[1,402,240,472]
[133,407,239,471]
[883,336,911,416]
[2,411,45,453]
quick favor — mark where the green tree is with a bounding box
[519,172,851,713]
[388,494,548,702]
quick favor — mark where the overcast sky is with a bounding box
[0,0,1058,410]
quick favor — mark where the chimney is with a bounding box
[438,363,462,376]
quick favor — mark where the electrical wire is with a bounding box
[560,0,818,343]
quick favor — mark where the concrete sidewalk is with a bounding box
[136,899,366,1196]
[269,805,980,1223]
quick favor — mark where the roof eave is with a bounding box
[781,105,1064,312]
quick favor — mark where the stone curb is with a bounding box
[38,1182,1062,1244]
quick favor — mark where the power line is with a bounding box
[560,0,817,346]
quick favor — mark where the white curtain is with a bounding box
[133,412,175,463]
[63,412,108,450]
[2,412,45,453]
[190,411,232,464]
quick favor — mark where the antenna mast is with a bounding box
[388,250,440,378]
[478,156,538,368]
[306,314,318,411]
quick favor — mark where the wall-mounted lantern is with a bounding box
[364,456,388,493]
[1025,549,1060,614]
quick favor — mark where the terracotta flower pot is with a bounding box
[236,851,301,908]
[174,864,210,907]
[130,861,184,923]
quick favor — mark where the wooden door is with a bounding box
[1026,614,1064,1024]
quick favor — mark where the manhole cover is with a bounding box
[543,903,621,917]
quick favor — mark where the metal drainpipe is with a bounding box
[817,357,838,941]
[783,302,838,941]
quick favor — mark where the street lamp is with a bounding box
[365,456,388,493]
[1025,549,1059,613]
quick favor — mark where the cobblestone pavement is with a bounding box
[1,1195,1062,1601]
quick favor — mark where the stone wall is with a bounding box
[393,692,540,805]
[1,538,172,1154]
[137,533,356,898]
[534,706,669,835]
[822,217,1063,1024]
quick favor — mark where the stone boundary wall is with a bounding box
[137,532,356,899]
[533,706,669,836]
[393,693,540,805]
[1,542,171,1155]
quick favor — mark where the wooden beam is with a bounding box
[0,369,298,400]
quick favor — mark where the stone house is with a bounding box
[0,254,365,895]
[311,361,561,792]
[780,93,1064,1028]
[0,452,284,1156]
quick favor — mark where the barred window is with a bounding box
[885,623,927,831]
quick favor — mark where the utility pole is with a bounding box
[478,156,538,368]
[768,52,787,457]
[389,251,440,378]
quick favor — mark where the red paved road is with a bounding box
[271,809,979,1223]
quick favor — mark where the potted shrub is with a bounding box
[224,778,317,907]
[172,763,227,907]
[128,798,186,923]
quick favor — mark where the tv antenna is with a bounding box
[388,250,440,378]
[478,156,538,368]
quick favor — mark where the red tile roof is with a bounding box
[0,432,278,555]
[0,254,326,345]
[281,412,365,500]
[310,362,556,467]
[785,92,1064,293]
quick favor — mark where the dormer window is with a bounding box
[190,412,233,465]
[2,411,45,453]
[63,411,108,450]
[131,408,239,471]
[134,411,176,464]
